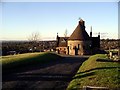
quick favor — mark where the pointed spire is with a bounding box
[90,26,92,37]
[56,33,59,39]
[69,19,89,40]
[98,32,100,38]
[91,26,92,32]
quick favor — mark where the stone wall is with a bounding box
[56,47,67,54]
[68,40,91,55]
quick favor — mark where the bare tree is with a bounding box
[64,29,68,37]
[28,32,41,52]
[28,32,40,42]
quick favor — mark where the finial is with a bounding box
[98,32,100,38]
[79,17,84,22]
[91,26,92,32]
[78,17,81,20]
[57,33,59,37]
[98,32,100,35]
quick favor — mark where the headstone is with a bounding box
[109,51,112,59]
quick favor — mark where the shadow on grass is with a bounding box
[73,71,95,79]
[77,67,120,74]
[3,73,74,82]
[3,54,88,75]
[2,55,89,89]
[3,55,88,82]
[72,67,120,80]
[2,53,64,75]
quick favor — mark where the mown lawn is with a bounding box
[67,54,120,90]
[2,52,62,73]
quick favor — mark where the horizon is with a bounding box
[1,2,118,41]
[1,38,120,42]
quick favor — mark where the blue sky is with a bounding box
[118,1,120,39]
[1,2,118,40]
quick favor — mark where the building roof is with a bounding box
[68,19,90,40]
[57,37,69,47]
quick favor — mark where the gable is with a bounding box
[57,37,69,47]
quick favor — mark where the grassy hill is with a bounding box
[2,52,62,73]
[67,54,120,89]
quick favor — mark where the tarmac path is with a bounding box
[2,55,89,90]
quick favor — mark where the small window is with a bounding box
[78,44,80,49]
[70,44,72,50]
[83,45,85,49]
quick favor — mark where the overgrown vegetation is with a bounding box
[2,52,62,73]
[67,54,120,90]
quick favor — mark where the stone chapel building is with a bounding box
[56,19,100,55]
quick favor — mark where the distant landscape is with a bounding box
[1,39,119,56]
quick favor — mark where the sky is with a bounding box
[118,1,120,39]
[1,1,119,41]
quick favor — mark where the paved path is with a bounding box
[2,55,88,90]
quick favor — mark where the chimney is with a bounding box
[79,19,85,26]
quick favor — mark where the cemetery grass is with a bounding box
[2,52,62,74]
[67,54,120,89]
